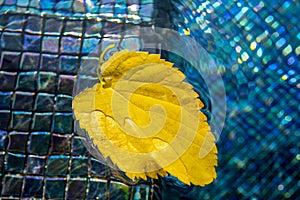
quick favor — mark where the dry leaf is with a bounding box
[73,50,217,186]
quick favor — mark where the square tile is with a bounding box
[0,92,12,109]
[28,132,50,155]
[0,130,8,150]
[5,152,26,173]
[59,55,79,75]
[24,34,41,52]
[58,75,75,95]
[110,182,130,200]
[26,155,46,175]
[87,178,107,199]
[1,33,23,51]
[45,178,67,199]
[5,15,25,31]
[115,3,127,15]
[31,113,52,132]
[85,20,102,37]
[25,16,42,34]
[44,18,63,35]
[67,178,87,199]
[0,111,10,130]
[55,0,72,12]
[82,38,99,54]
[40,54,58,71]
[90,158,107,177]
[99,4,114,14]
[79,57,99,75]
[0,51,21,71]
[42,36,59,53]
[11,111,32,131]
[70,156,88,176]
[4,0,17,5]
[23,176,43,197]
[16,72,37,91]
[50,134,71,154]
[34,93,55,112]
[52,113,73,134]
[17,0,29,6]
[46,155,70,176]
[38,72,57,93]
[7,132,28,153]
[40,0,56,10]
[72,136,89,155]
[102,22,122,37]
[61,36,81,53]
[0,151,4,172]
[20,53,40,71]
[12,92,35,111]
[0,71,17,91]
[55,94,72,112]
[64,20,83,36]
[2,175,24,197]
[73,0,86,12]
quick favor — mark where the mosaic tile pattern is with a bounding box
[0,0,299,199]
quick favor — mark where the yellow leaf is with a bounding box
[73,50,217,186]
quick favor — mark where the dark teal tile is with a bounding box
[44,18,63,35]
[72,136,89,155]
[11,111,32,131]
[34,93,55,112]
[25,16,42,33]
[37,72,57,93]
[67,178,87,199]
[16,72,37,91]
[0,92,11,109]
[70,156,88,176]
[0,111,10,130]
[5,15,25,31]
[45,178,66,199]
[1,51,21,71]
[24,34,41,52]
[2,175,23,197]
[87,178,106,199]
[64,20,83,36]
[58,75,75,95]
[46,155,70,176]
[0,71,17,91]
[55,94,72,112]
[0,130,8,150]
[1,33,22,51]
[28,132,50,155]
[0,151,4,172]
[7,132,28,153]
[59,55,79,75]
[90,158,106,177]
[40,54,58,71]
[12,92,35,111]
[23,176,43,198]
[20,53,40,71]
[52,113,73,134]
[5,152,26,173]
[50,134,71,154]
[32,113,52,132]
[26,155,46,175]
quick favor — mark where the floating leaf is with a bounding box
[73,50,217,186]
